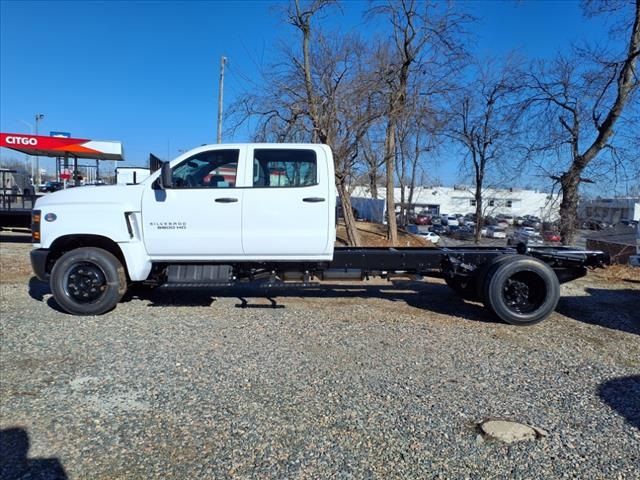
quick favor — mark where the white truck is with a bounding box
[30,143,608,325]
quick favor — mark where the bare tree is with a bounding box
[446,59,524,243]
[525,0,639,244]
[395,86,442,225]
[370,0,470,244]
[289,0,385,246]
[231,0,384,246]
[360,130,385,199]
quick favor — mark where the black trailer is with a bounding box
[0,193,38,229]
[151,244,608,327]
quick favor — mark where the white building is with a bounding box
[351,185,561,221]
[578,197,640,224]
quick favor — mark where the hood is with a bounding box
[35,184,143,211]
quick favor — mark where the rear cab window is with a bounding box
[252,149,317,188]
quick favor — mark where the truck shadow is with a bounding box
[28,277,639,334]
[125,281,497,324]
[598,375,640,430]
[556,288,639,336]
[0,427,68,480]
[27,277,69,314]
[28,277,50,301]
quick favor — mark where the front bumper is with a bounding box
[30,248,50,281]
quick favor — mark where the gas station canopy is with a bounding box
[0,133,124,160]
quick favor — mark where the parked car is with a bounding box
[415,213,431,225]
[451,227,475,241]
[484,216,498,226]
[444,215,459,226]
[508,229,544,246]
[422,231,440,244]
[486,226,507,239]
[543,231,561,242]
[616,220,638,228]
[581,219,609,230]
[523,215,542,229]
[40,181,64,193]
[405,225,440,244]
[462,216,476,227]
[429,224,448,235]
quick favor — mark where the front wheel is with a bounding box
[481,256,560,326]
[50,247,127,315]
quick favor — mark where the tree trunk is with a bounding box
[384,120,399,244]
[336,177,361,246]
[399,179,406,226]
[559,168,582,245]
[408,136,419,213]
[474,189,483,244]
[369,166,379,199]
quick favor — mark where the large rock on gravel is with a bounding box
[479,420,539,443]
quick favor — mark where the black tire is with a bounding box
[481,256,560,326]
[444,275,478,301]
[50,247,127,315]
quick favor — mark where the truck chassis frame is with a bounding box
[132,245,608,327]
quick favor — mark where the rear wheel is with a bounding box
[50,247,127,315]
[481,256,560,326]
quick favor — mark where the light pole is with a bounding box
[217,56,226,143]
[34,114,45,185]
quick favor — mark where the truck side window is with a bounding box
[253,149,317,188]
[172,149,239,189]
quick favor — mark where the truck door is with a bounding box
[141,147,245,257]
[241,147,331,256]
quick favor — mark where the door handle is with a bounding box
[303,197,325,203]
[215,197,238,203]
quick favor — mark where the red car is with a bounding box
[543,231,561,242]
[415,213,431,225]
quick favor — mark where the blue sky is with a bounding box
[0,0,610,186]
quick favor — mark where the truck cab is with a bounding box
[31,144,336,314]
[141,144,335,260]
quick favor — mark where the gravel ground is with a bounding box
[1,236,639,479]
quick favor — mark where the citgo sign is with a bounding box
[5,136,38,146]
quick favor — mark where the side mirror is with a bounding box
[154,162,172,189]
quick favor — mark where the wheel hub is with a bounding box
[64,262,107,303]
[503,278,531,311]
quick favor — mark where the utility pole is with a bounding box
[35,113,45,185]
[217,56,227,143]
